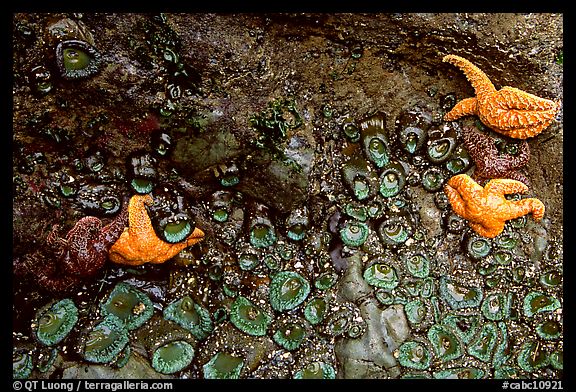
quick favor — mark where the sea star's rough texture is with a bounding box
[13,209,128,293]
[443,54,560,139]
[109,194,205,266]
[461,125,530,186]
[444,174,545,238]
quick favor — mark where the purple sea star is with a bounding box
[14,206,128,293]
[461,125,531,186]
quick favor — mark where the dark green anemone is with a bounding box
[34,298,78,346]
[523,291,561,317]
[203,352,244,379]
[465,234,492,260]
[130,178,154,194]
[378,215,412,246]
[341,117,360,142]
[467,322,498,362]
[55,39,101,80]
[481,292,511,321]
[249,219,277,248]
[379,161,407,197]
[273,320,307,351]
[304,297,328,325]
[434,368,484,379]
[100,282,154,330]
[81,315,129,364]
[151,340,195,374]
[536,319,561,340]
[445,144,471,174]
[517,341,549,372]
[421,167,446,192]
[360,112,390,168]
[341,157,379,200]
[403,252,430,278]
[229,296,272,336]
[439,276,483,310]
[285,207,309,241]
[269,271,311,312]
[426,126,457,163]
[163,296,213,340]
[293,361,336,379]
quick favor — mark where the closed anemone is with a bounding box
[400,126,427,154]
[426,127,457,164]
[203,352,244,379]
[341,158,379,201]
[445,145,471,174]
[378,216,411,246]
[130,178,154,194]
[269,271,311,312]
[151,340,195,374]
[360,112,390,168]
[56,40,101,80]
[162,219,192,243]
[465,235,492,260]
[229,296,271,336]
[35,298,79,346]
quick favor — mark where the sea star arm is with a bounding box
[443,184,468,217]
[444,97,478,121]
[510,198,545,221]
[469,221,504,239]
[484,178,528,195]
[443,55,496,97]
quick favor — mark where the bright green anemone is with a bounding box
[163,296,213,340]
[229,296,272,336]
[100,282,154,330]
[163,220,192,243]
[203,352,244,379]
[151,340,195,374]
[363,262,399,290]
[81,315,129,364]
[273,320,307,351]
[13,349,33,379]
[339,220,369,247]
[269,271,311,312]
[35,298,79,346]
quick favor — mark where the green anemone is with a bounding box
[539,270,562,288]
[465,235,492,259]
[363,262,399,290]
[293,361,336,379]
[56,40,101,80]
[81,315,129,364]
[202,352,244,379]
[342,118,360,142]
[536,319,562,340]
[445,145,471,174]
[269,271,311,312]
[35,298,78,346]
[379,162,406,197]
[163,296,213,340]
[249,223,277,248]
[517,340,549,372]
[441,314,481,345]
[238,253,260,271]
[339,220,369,247]
[481,292,511,321]
[426,129,456,164]
[467,322,498,362]
[273,320,307,351]
[304,297,328,325]
[427,324,463,362]
[230,296,272,336]
[13,349,33,379]
[378,218,411,246]
[130,178,154,194]
[439,276,483,310]
[550,350,563,370]
[162,220,192,243]
[397,341,432,370]
[151,340,195,374]
[522,291,561,318]
[314,272,338,290]
[100,282,154,330]
[433,368,484,379]
[421,167,446,192]
[404,253,430,278]
[341,157,379,201]
[404,299,428,327]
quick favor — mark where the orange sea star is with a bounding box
[443,54,560,139]
[109,194,205,266]
[444,174,545,238]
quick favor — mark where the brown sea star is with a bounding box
[109,194,205,266]
[13,207,128,293]
[461,125,530,186]
[444,174,545,238]
[443,54,560,139]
